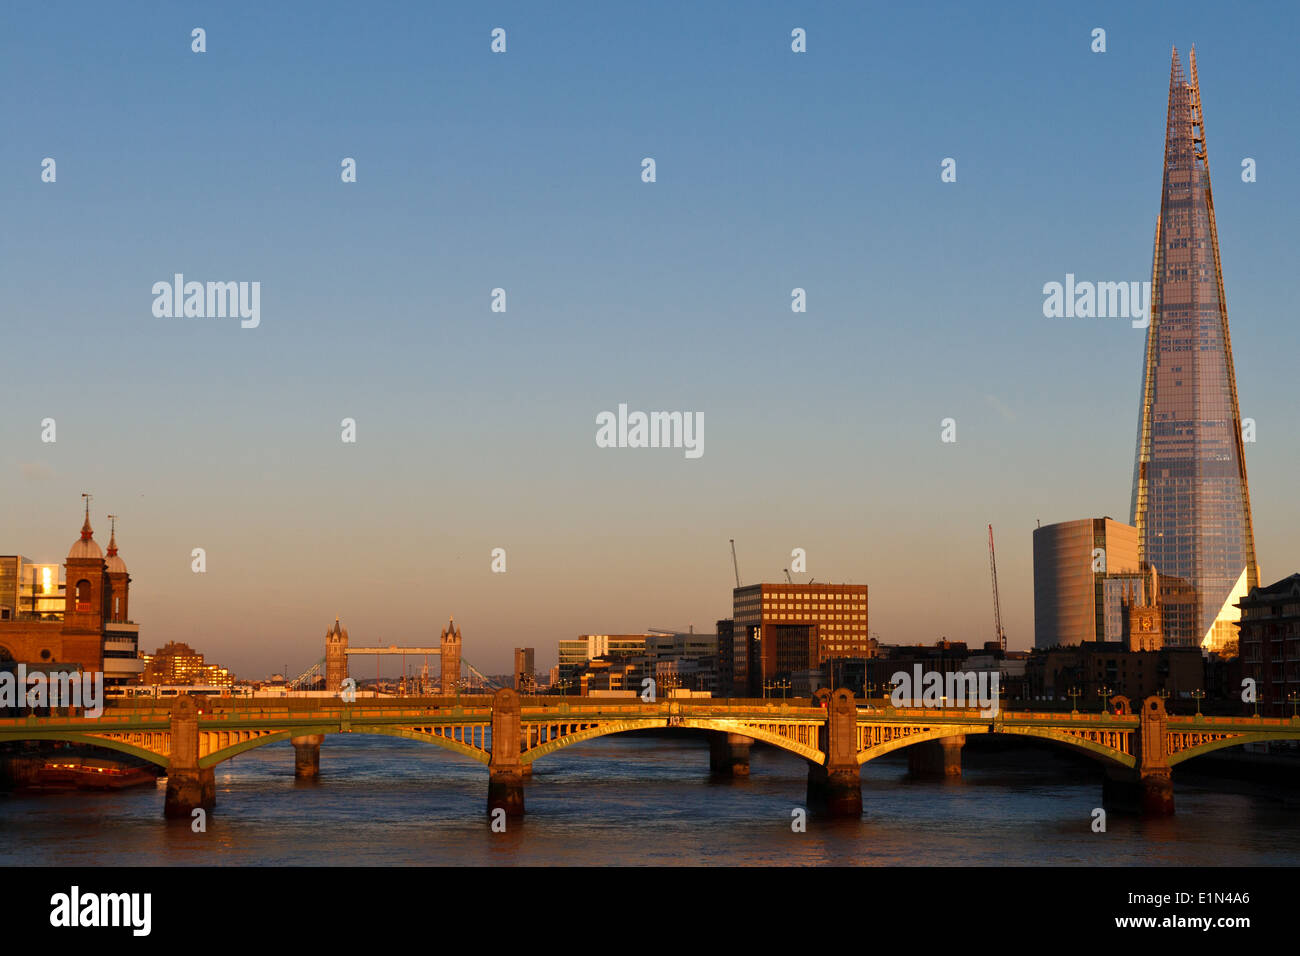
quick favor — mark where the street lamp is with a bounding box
[1067,686,1082,714]
[1191,688,1205,718]
[1097,685,1113,716]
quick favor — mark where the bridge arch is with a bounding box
[198,724,492,768]
[520,718,825,766]
[1167,730,1300,768]
[856,724,1135,770]
[0,731,169,768]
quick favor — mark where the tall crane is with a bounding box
[729,539,741,588]
[988,524,1006,652]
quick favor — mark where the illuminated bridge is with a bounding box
[2,689,1296,821]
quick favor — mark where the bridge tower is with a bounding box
[325,618,349,694]
[440,616,461,694]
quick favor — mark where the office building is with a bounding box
[514,647,535,692]
[140,641,233,688]
[1033,518,1142,648]
[1131,48,1259,651]
[556,634,649,684]
[732,583,869,696]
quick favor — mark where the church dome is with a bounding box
[105,528,127,574]
[68,513,103,561]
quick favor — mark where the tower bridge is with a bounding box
[4,689,1299,823]
[288,615,499,693]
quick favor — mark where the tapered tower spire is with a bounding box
[1131,47,1258,652]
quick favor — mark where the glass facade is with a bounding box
[1032,519,1139,648]
[1131,48,1258,650]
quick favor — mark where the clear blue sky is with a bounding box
[2,0,1298,677]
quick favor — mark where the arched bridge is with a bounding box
[3,689,1296,820]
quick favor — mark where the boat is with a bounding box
[28,758,159,792]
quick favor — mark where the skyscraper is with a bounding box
[1131,47,1258,651]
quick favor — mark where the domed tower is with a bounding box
[325,617,349,693]
[439,616,461,694]
[100,515,144,686]
[63,498,106,668]
[103,516,130,624]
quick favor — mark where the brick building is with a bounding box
[0,506,143,685]
[1237,573,1300,717]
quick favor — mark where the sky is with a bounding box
[2,1,1298,679]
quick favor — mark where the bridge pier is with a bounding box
[488,688,526,818]
[164,696,215,819]
[164,768,216,818]
[488,768,527,817]
[291,734,325,779]
[1102,767,1174,816]
[807,688,862,817]
[908,735,964,777]
[806,763,862,816]
[709,732,752,777]
[1102,695,1175,816]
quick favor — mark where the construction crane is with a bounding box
[988,524,1007,652]
[729,539,741,588]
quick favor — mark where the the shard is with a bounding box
[1131,46,1259,652]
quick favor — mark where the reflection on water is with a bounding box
[1,734,1297,866]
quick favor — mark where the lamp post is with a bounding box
[1288,692,1300,720]
[1191,688,1205,718]
[1097,685,1113,716]
[880,678,897,708]
[1067,686,1082,714]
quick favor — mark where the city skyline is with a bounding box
[3,3,1299,679]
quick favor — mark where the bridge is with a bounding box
[3,689,1297,821]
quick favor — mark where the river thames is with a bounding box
[3,735,1298,866]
